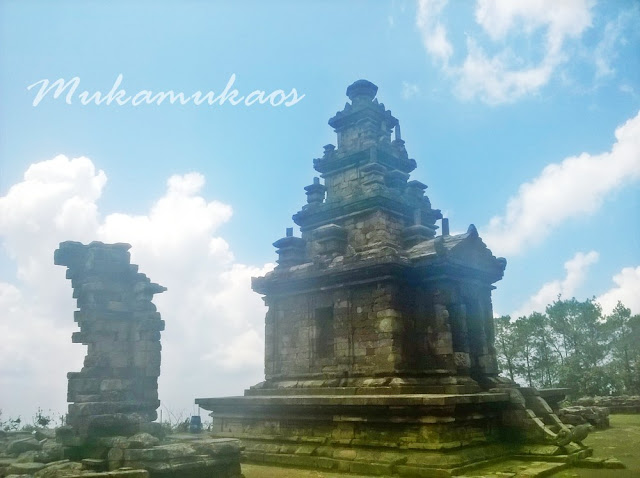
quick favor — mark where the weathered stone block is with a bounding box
[125,433,160,450]
[7,437,42,455]
[8,461,47,474]
[33,460,84,478]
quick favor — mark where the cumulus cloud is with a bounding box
[416,0,594,103]
[511,250,599,318]
[416,0,453,64]
[483,110,640,256]
[597,266,640,315]
[0,155,273,420]
[0,156,105,283]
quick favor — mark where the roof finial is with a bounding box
[346,79,378,103]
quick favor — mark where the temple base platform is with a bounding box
[196,384,592,477]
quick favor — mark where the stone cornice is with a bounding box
[293,194,440,230]
[313,148,416,175]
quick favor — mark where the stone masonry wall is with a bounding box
[54,241,166,440]
[341,210,406,252]
[264,281,463,381]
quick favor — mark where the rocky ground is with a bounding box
[575,396,640,414]
[0,429,240,478]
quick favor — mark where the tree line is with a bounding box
[494,298,640,398]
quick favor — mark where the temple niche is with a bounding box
[197,80,592,476]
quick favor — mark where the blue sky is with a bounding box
[1,0,639,420]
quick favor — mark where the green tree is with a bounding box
[527,312,558,388]
[605,302,640,395]
[493,298,639,398]
[494,315,519,382]
[545,297,609,396]
[495,313,562,389]
[514,317,537,387]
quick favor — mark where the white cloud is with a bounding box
[416,0,453,64]
[483,110,640,256]
[594,20,617,78]
[416,0,594,103]
[597,266,640,315]
[619,84,637,97]
[389,0,408,28]
[204,328,265,371]
[514,260,640,319]
[0,155,105,283]
[0,155,273,420]
[592,7,639,80]
[401,81,421,99]
[511,250,599,318]
[455,38,555,103]
[474,0,592,47]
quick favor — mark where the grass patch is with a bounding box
[553,414,640,477]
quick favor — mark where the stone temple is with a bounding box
[197,80,591,476]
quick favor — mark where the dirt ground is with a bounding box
[242,414,640,478]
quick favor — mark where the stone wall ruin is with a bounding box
[54,241,165,441]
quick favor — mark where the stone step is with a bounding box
[452,459,570,477]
